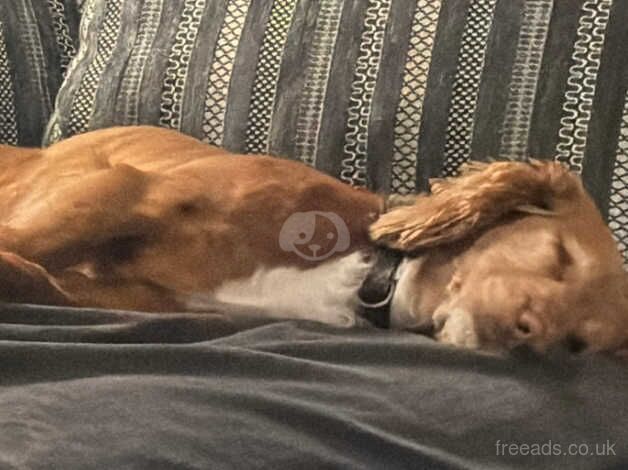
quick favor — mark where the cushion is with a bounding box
[44,0,627,263]
[0,0,79,146]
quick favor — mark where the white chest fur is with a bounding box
[184,251,374,327]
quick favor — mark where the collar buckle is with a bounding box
[356,249,404,329]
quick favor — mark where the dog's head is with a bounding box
[371,161,628,357]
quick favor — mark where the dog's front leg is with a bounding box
[0,251,74,306]
[3,164,155,271]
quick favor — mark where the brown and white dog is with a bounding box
[0,126,626,356]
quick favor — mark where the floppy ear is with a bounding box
[370,160,577,251]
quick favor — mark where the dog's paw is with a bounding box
[0,251,72,305]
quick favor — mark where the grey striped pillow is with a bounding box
[43,0,627,264]
[0,0,79,146]
[45,0,445,195]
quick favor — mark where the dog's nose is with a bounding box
[308,244,321,254]
[514,312,543,339]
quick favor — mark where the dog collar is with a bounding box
[357,248,404,329]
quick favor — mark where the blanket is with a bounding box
[0,303,626,469]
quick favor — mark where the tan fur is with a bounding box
[0,126,381,311]
[0,126,626,356]
[374,160,628,355]
[370,160,576,250]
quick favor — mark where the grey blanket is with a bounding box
[0,303,626,470]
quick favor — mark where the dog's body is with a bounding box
[0,127,381,318]
[0,126,627,355]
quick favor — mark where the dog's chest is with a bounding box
[183,251,373,326]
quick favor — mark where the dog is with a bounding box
[0,126,626,356]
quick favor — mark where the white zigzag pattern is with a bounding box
[294,0,345,167]
[499,0,553,160]
[160,0,206,131]
[341,0,392,187]
[555,0,612,173]
[46,0,77,74]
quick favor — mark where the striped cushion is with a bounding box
[44,0,627,263]
[0,0,79,146]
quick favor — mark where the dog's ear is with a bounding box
[370,160,579,251]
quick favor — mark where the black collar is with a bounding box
[357,248,404,329]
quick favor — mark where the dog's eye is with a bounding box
[550,240,573,281]
[556,242,573,270]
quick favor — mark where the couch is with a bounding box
[0,1,627,468]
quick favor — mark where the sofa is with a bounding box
[0,1,627,468]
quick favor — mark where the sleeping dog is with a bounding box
[0,126,626,356]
